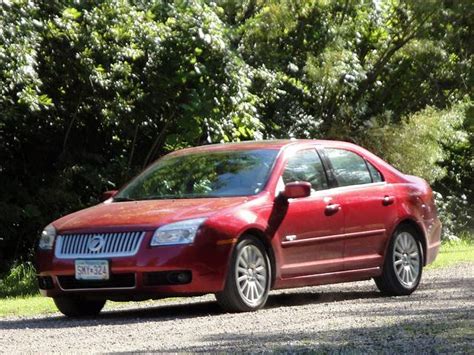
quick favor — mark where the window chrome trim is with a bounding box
[277,179,388,198]
[316,181,387,194]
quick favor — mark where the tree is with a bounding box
[0,0,472,268]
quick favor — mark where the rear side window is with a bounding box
[283,149,328,191]
[367,161,384,182]
[325,148,372,187]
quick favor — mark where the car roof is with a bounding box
[157,139,406,183]
[167,139,361,157]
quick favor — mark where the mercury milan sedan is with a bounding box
[36,140,441,317]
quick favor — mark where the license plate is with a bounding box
[75,260,109,280]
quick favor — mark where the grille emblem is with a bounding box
[88,235,105,252]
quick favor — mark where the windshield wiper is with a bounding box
[113,196,136,202]
[139,194,239,200]
[140,195,185,200]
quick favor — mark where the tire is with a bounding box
[375,226,423,296]
[54,297,106,317]
[215,235,271,312]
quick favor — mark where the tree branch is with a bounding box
[60,110,78,160]
[352,9,436,105]
[142,113,174,168]
[126,122,139,178]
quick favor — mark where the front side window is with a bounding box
[325,148,372,187]
[282,149,328,191]
[115,149,278,200]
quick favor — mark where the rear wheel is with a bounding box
[215,236,271,312]
[54,297,106,317]
[375,226,423,296]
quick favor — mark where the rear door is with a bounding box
[275,148,345,278]
[323,147,397,271]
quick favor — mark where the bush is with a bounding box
[434,191,473,242]
[362,104,468,184]
[0,262,38,298]
[362,101,473,240]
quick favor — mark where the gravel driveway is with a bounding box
[1,263,472,353]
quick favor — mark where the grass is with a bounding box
[0,295,57,317]
[426,239,474,269]
[0,240,472,318]
[0,296,159,318]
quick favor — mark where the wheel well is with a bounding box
[397,220,427,266]
[239,229,277,288]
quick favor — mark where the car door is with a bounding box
[323,147,397,271]
[275,148,345,278]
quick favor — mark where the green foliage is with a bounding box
[0,0,472,269]
[362,102,469,184]
[362,101,473,240]
[234,0,473,138]
[434,191,471,241]
[427,238,474,270]
[0,262,38,298]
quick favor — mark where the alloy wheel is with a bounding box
[393,232,421,288]
[235,244,268,306]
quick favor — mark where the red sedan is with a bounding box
[36,140,441,317]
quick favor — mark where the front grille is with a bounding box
[57,274,136,290]
[55,231,145,259]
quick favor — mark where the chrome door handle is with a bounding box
[325,203,341,215]
[383,195,395,206]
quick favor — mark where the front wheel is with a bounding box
[375,226,423,296]
[215,236,271,312]
[54,297,106,317]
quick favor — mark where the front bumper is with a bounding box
[36,231,234,300]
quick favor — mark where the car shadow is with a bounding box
[0,289,383,330]
[1,274,470,330]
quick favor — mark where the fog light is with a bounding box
[169,271,191,284]
[143,271,192,286]
[38,276,54,290]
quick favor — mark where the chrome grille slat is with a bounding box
[104,233,113,253]
[73,235,79,255]
[121,233,130,252]
[55,231,145,259]
[116,233,125,254]
[111,234,119,253]
[124,232,134,252]
[76,234,82,254]
[65,236,72,254]
[80,234,88,255]
[63,236,68,254]
[132,233,141,250]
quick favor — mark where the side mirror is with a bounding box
[281,182,311,199]
[101,190,118,202]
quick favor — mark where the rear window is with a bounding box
[325,148,372,187]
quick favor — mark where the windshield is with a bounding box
[115,149,279,201]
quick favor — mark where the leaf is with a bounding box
[63,7,81,20]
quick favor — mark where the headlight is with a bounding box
[150,218,206,246]
[39,224,56,250]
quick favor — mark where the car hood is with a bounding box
[53,197,250,233]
